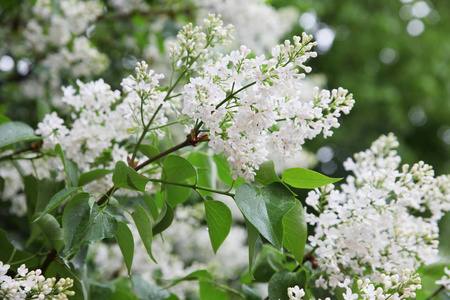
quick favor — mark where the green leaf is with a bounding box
[204,199,232,253]
[282,202,307,265]
[78,169,113,186]
[132,275,170,300]
[199,280,227,300]
[245,217,262,275]
[34,187,81,222]
[62,193,118,258]
[152,201,174,236]
[0,114,11,125]
[235,183,296,249]
[255,161,282,186]
[132,204,156,263]
[35,214,65,252]
[85,204,118,244]
[0,121,41,148]
[162,155,196,207]
[113,161,149,192]
[0,229,38,269]
[37,100,51,122]
[55,144,79,188]
[268,269,308,300]
[242,284,262,300]
[170,270,212,286]
[115,222,134,275]
[252,245,284,282]
[282,168,341,189]
[139,144,160,162]
[188,152,215,194]
[213,154,245,188]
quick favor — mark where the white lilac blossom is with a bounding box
[24,0,103,51]
[36,79,130,173]
[196,0,293,54]
[169,14,234,72]
[182,33,354,181]
[435,267,450,290]
[305,134,450,288]
[287,269,421,300]
[120,61,169,139]
[0,261,75,299]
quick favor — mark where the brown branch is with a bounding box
[96,138,193,206]
[41,249,58,274]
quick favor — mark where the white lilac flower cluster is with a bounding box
[169,14,234,72]
[287,269,421,300]
[196,0,294,54]
[120,61,169,138]
[24,0,103,51]
[0,262,74,299]
[182,33,354,181]
[305,133,450,288]
[23,0,108,92]
[436,267,450,290]
[36,79,127,173]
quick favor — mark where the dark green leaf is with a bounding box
[152,201,174,236]
[268,269,308,300]
[142,194,160,220]
[132,275,170,300]
[35,214,64,252]
[78,169,113,186]
[282,168,341,189]
[282,202,307,265]
[34,187,81,222]
[0,121,41,148]
[139,144,160,162]
[113,161,149,192]
[245,217,262,275]
[162,155,196,207]
[62,193,118,258]
[0,229,38,269]
[85,204,118,244]
[132,204,156,262]
[235,183,296,249]
[55,144,79,188]
[115,222,134,275]
[255,161,282,186]
[204,199,232,253]
[252,245,284,282]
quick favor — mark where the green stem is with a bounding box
[147,118,190,131]
[148,178,235,197]
[0,146,34,161]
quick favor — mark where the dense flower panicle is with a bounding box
[0,262,75,299]
[169,14,234,72]
[182,33,354,181]
[120,61,169,138]
[36,79,131,173]
[305,134,450,288]
[287,270,421,300]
